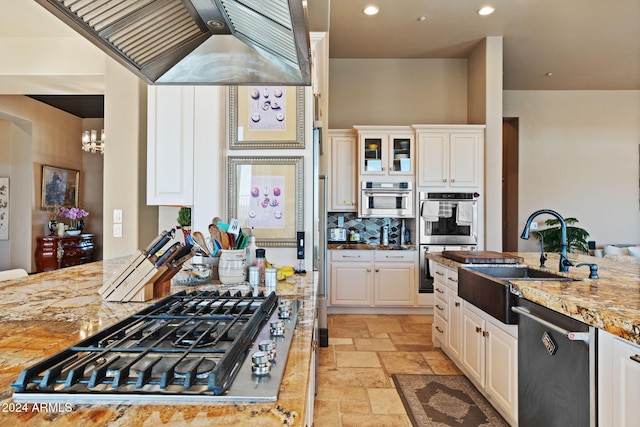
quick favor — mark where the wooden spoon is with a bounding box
[191,231,212,256]
[209,223,223,251]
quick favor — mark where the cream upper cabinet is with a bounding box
[354,126,415,178]
[147,85,195,206]
[414,125,485,188]
[328,129,357,211]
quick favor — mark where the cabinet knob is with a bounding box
[482,331,489,338]
[442,179,447,183]
[451,179,456,183]
[455,302,460,307]
[475,326,482,334]
[375,268,379,272]
[367,268,372,272]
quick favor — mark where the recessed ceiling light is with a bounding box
[545,72,553,76]
[363,5,379,16]
[418,15,429,22]
[478,6,495,16]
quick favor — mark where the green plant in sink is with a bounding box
[534,217,590,254]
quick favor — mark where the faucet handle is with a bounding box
[576,263,599,279]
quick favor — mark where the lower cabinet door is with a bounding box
[485,321,518,422]
[447,294,463,362]
[612,335,640,427]
[374,263,415,306]
[461,305,485,387]
[330,264,371,306]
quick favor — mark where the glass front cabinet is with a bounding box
[355,126,414,177]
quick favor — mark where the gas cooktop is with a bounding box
[12,289,299,403]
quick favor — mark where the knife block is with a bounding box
[99,251,181,302]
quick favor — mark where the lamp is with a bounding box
[82,129,105,154]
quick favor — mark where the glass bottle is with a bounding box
[255,248,266,285]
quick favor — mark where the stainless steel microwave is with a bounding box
[360,181,413,218]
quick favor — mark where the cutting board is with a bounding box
[441,250,524,264]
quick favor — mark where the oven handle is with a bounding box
[512,306,590,344]
[362,191,410,197]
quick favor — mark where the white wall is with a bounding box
[504,90,640,249]
[328,58,468,128]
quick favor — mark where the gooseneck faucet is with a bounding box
[521,209,573,272]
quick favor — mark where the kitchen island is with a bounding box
[0,257,317,426]
[427,251,640,344]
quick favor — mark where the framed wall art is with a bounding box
[228,156,303,247]
[0,177,8,240]
[41,165,79,209]
[229,86,305,149]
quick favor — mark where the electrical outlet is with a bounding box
[113,223,122,238]
[113,209,123,224]
[530,222,538,230]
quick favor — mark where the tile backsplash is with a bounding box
[328,213,414,245]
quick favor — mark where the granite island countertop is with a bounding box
[0,257,316,426]
[426,251,640,345]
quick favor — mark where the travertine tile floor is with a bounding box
[313,314,461,426]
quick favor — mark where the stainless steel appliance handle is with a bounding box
[512,306,590,344]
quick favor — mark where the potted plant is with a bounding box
[533,217,590,254]
[58,207,89,236]
[177,207,191,240]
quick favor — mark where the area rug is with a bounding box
[392,374,509,427]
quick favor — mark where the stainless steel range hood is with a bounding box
[35,0,311,85]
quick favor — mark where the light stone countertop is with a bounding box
[426,251,640,345]
[0,257,316,426]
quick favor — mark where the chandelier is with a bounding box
[82,129,105,154]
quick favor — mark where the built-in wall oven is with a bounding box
[360,181,413,218]
[418,192,479,294]
[419,192,479,245]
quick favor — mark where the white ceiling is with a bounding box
[2,0,639,91]
[311,0,640,90]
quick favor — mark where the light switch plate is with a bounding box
[113,223,122,238]
[113,209,123,224]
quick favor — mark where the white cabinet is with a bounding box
[461,303,486,385]
[329,251,372,306]
[147,85,195,206]
[328,129,357,211]
[414,125,484,188]
[329,250,417,307]
[354,126,414,178]
[374,251,416,306]
[599,330,640,427]
[431,260,517,425]
[460,302,518,426]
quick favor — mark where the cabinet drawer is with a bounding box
[434,294,449,320]
[446,269,459,292]
[433,263,448,282]
[433,314,447,341]
[374,250,416,263]
[330,250,373,262]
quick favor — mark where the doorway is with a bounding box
[502,118,519,251]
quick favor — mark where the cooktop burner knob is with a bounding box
[259,340,277,359]
[278,300,292,319]
[251,351,272,375]
[270,320,285,336]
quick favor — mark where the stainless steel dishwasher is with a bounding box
[512,300,596,427]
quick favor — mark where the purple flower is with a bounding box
[59,207,89,220]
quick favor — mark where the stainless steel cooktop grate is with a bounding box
[12,289,299,402]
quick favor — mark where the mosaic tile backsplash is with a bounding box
[327,213,415,245]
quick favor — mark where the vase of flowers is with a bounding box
[59,207,89,235]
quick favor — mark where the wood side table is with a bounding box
[35,234,95,272]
